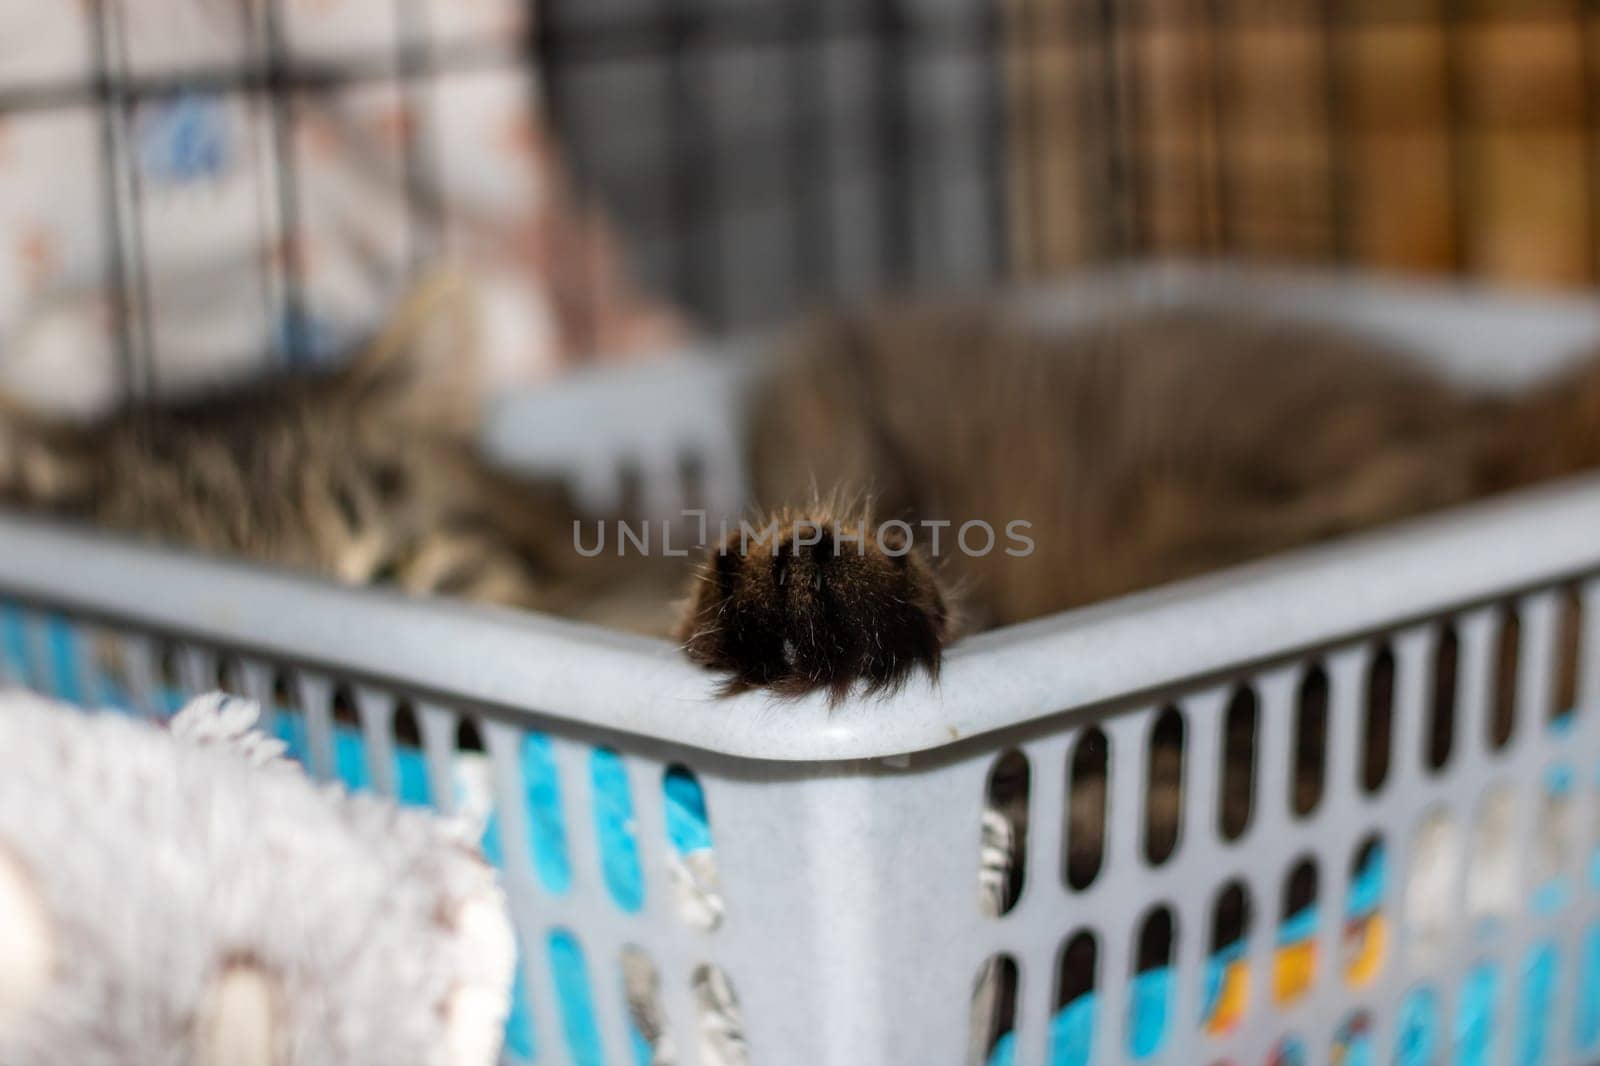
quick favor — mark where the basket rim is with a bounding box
[4,469,1600,762]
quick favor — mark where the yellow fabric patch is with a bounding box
[1343,915,1387,987]
[1273,941,1316,1005]
[1203,959,1249,1035]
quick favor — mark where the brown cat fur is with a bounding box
[682,304,1554,697]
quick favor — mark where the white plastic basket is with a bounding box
[5,264,1600,1066]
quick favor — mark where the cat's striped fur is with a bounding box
[0,277,590,613]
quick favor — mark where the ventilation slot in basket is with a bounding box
[213,655,240,696]
[517,731,571,896]
[692,964,748,1066]
[271,672,309,766]
[1065,728,1107,891]
[1467,785,1516,928]
[1275,858,1318,1007]
[1129,906,1174,1060]
[505,946,536,1063]
[1266,1034,1307,1066]
[548,929,603,1066]
[1580,925,1600,1055]
[1333,1010,1374,1064]
[1593,770,1600,896]
[1219,686,1256,842]
[1363,644,1395,793]
[664,765,723,931]
[1144,708,1184,867]
[591,747,644,913]
[157,642,184,715]
[1457,961,1501,1065]
[1427,623,1458,773]
[1491,604,1520,751]
[1519,940,1559,1065]
[1407,808,1459,966]
[621,946,668,1065]
[981,749,1029,917]
[1052,931,1097,1066]
[453,718,502,872]
[1343,834,1386,987]
[89,630,134,712]
[452,719,536,1065]
[0,603,31,688]
[391,700,430,807]
[1555,584,1584,724]
[1203,881,1251,1035]
[42,613,81,704]
[678,451,708,512]
[1292,665,1328,819]
[968,954,1018,1066]
[1395,985,1441,1066]
[1531,767,1574,916]
[330,684,369,792]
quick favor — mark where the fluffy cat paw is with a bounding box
[678,510,952,701]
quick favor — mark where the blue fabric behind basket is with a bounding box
[1519,942,1558,1066]
[1396,986,1441,1066]
[591,748,644,913]
[1,605,32,686]
[548,928,604,1066]
[1576,926,1600,1054]
[45,617,81,704]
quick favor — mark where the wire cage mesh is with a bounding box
[8,0,1600,396]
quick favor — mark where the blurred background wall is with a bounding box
[547,0,1600,324]
[1002,0,1595,285]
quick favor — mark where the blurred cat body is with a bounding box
[2,275,1598,697]
[744,306,1503,629]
